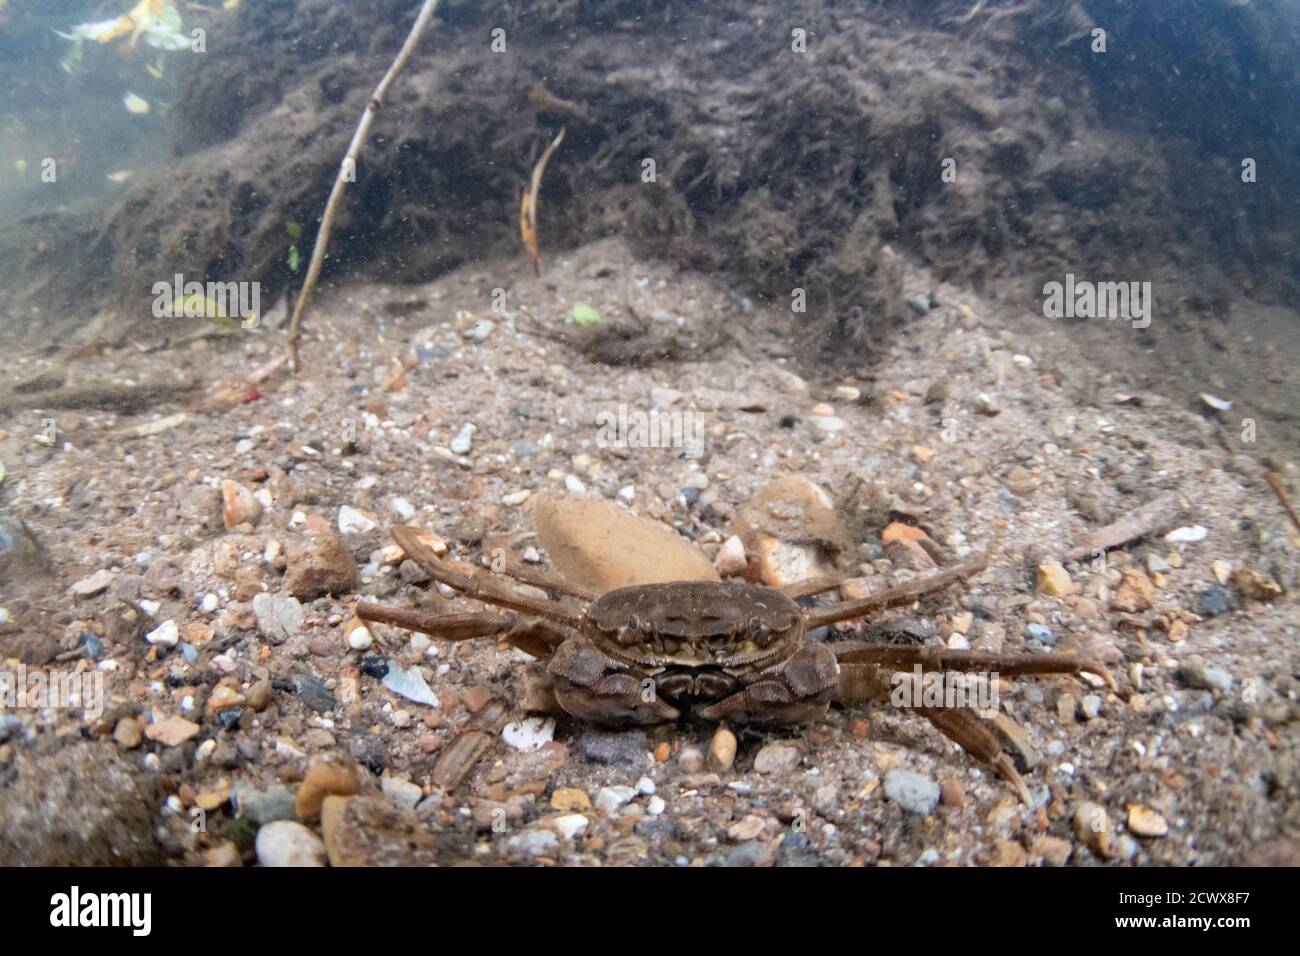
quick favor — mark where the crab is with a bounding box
[357,526,1116,800]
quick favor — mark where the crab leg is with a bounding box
[801,554,990,630]
[392,526,586,627]
[356,604,515,641]
[829,643,1117,690]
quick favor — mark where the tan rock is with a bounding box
[283,531,359,600]
[295,761,362,823]
[550,788,591,812]
[729,476,851,561]
[990,839,1028,867]
[708,727,737,771]
[1036,561,1074,597]
[1031,835,1073,866]
[206,685,246,715]
[221,479,262,529]
[323,795,442,867]
[1231,568,1282,602]
[113,716,143,750]
[1073,801,1113,857]
[884,537,936,571]
[533,494,717,590]
[144,715,201,747]
[714,535,747,577]
[1127,803,1169,838]
[1112,569,1156,612]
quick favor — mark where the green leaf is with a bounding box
[288,246,300,272]
[571,303,601,327]
[286,220,302,240]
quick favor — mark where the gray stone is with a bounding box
[884,769,941,815]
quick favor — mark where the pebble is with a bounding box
[1036,561,1074,596]
[296,762,361,821]
[1127,803,1169,838]
[834,385,861,401]
[1164,525,1208,543]
[1112,569,1156,612]
[346,624,373,651]
[462,318,495,341]
[595,786,638,814]
[293,674,337,714]
[247,680,274,711]
[883,769,941,815]
[753,741,801,775]
[286,530,361,598]
[563,474,586,494]
[727,815,766,842]
[678,747,705,774]
[647,796,666,816]
[221,479,262,529]
[1198,585,1232,617]
[1025,623,1054,644]
[553,814,589,840]
[502,717,556,752]
[70,569,115,598]
[708,727,737,771]
[144,715,200,747]
[381,776,424,809]
[551,788,592,812]
[635,776,656,795]
[234,783,297,824]
[255,821,326,867]
[450,424,475,455]
[252,593,304,642]
[381,660,440,708]
[113,717,142,750]
[715,535,747,576]
[1178,658,1233,692]
[1073,801,1113,857]
[337,505,377,535]
[575,729,651,767]
[1080,694,1102,720]
[1031,835,1073,867]
[144,619,179,648]
[503,489,531,506]
[390,497,416,521]
[507,829,557,857]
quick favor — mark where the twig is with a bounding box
[285,0,442,372]
[519,127,567,276]
[1264,470,1300,536]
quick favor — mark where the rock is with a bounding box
[1112,569,1156,612]
[1168,619,1189,643]
[323,795,443,866]
[1127,804,1169,838]
[70,569,115,598]
[221,479,262,529]
[144,619,179,647]
[450,423,475,455]
[345,623,373,651]
[647,795,666,816]
[284,532,359,599]
[727,815,766,842]
[753,741,801,775]
[883,769,941,815]
[1031,835,1073,866]
[1198,585,1233,617]
[381,776,423,809]
[296,762,361,822]
[252,593,304,642]
[550,788,591,812]
[533,493,718,590]
[508,829,558,857]
[206,685,246,715]
[1231,568,1282,602]
[578,729,650,766]
[293,673,337,714]
[247,680,274,711]
[1164,525,1208,543]
[1036,561,1074,596]
[553,814,589,840]
[255,821,326,867]
[229,782,295,824]
[337,505,377,535]
[503,717,556,752]
[1025,623,1054,644]
[715,535,747,576]
[1178,657,1233,692]
[728,476,850,582]
[1073,801,1113,857]
[113,717,142,750]
[884,537,937,571]
[1080,694,1102,720]
[990,839,1028,867]
[0,743,161,865]
[462,318,495,341]
[708,727,737,771]
[678,747,705,774]
[595,786,638,814]
[144,715,200,747]
[381,660,440,708]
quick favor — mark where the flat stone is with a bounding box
[143,715,200,747]
[753,741,801,775]
[255,820,325,867]
[883,769,941,815]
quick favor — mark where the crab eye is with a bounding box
[615,624,640,646]
[747,617,772,646]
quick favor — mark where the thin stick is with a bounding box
[285,0,442,372]
[1264,470,1300,536]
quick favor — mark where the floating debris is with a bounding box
[571,303,601,326]
[519,127,566,276]
[1198,392,1232,412]
[123,93,151,114]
